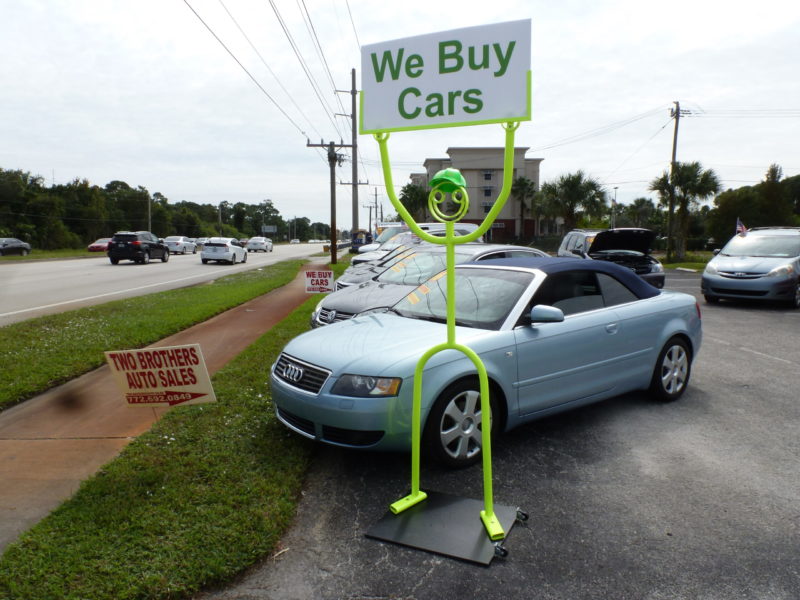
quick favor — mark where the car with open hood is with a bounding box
[557,228,665,288]
[272,256,702,468]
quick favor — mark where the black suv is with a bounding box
[557,228,665,288]
[108,231,169,265]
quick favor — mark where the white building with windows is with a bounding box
[410,147,545,243]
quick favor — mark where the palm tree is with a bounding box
[538,171,606,233]
[626,197,656,228]
[511,176,537,238]
[398,183,429,221]
[650,162,720,260]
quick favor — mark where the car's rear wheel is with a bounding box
[424,379,495,469]
[141,252,150,264]
[230,254,237,265]
[110,258,119,265]
[649,337,691,402]
[182,247,187,254]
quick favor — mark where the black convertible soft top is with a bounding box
[460,256,662,299]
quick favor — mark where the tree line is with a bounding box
[0,168,331,249]
[399,162,799,260]
[3,163,798,259]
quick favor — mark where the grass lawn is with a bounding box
[0,257,353,599]
[0,260,307,410]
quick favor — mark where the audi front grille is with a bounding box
[274,353,330,394]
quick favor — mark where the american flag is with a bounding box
[735,218,747,234]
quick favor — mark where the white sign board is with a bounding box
[104,344,216,407]
[360,19,531,133]
[306,269,334,293]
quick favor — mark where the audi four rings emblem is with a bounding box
[282,362,304,383]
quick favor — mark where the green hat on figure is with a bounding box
[430,168,466,193]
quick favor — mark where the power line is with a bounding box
[527,106,669,152]
[297,0,347,116]
[217,0,324,141]
[345,0,361,49]
[182,0,309,140]
[601,118,673,185]
[267,0,343,139]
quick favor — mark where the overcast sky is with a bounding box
[2,0,799,229]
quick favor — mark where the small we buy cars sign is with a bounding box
[306,269,334,293]
[360,19,531,133]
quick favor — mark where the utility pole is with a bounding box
[307,139,351,264]
[335,69,363,233]
[363,202,373,235]
[667,100,681,262]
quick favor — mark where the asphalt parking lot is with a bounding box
[198,271,800,600]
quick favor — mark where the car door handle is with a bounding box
[605,323,619,334]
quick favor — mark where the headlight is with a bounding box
[331,374,402,397]
[704,263,718,275]
[651,261,664,273]
[766,264,795,277]
[312,299,325,318]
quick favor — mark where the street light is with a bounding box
[612,186,618,228]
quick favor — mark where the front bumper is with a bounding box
[701,272,798,301]
[270,362,414,451]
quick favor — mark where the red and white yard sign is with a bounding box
[104,344,216,407]
[305,269,334,293]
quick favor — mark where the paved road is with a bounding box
[197,270,800,600]
[0,243,326,326]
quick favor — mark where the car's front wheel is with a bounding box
[161,250,169,262]
[423,379,495,469]
[649,337,691,402]
[201,258,208,264]
[787,282,800,309]
[242,252,247,263]
[704,294,719,304]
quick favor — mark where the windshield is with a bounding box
[393,268,534,330]
[721,234,800,258]
[165,236,181,242]
[375,226,407,243]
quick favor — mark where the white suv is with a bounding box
[200,237,248,265]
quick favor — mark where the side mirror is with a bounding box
[713,249,721,255]
[530,304,564,324]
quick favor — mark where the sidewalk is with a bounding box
[0,261,325,552]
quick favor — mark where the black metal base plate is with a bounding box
[365,490,519,565]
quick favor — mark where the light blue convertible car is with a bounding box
[271,257,702,468]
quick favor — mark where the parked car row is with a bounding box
[272,255,703,467]
[271,224,800,471]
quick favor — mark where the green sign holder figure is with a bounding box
[365,122,528,563]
